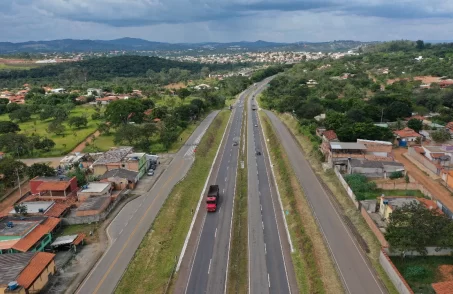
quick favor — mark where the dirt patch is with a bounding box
[387,76,441,85]
[164,82,186,89]
[72,130,100,153]
[438,265,453,282]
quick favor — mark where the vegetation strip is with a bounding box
[276,112,399,294]
[227,102,248,294]
[260,111,344,294]
[115,110,231,294]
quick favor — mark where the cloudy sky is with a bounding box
[1,0,453,43]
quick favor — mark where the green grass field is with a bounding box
[0,63,40,70]
[391,256,453,294]
[0,105,100,157]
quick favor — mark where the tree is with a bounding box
[8,108,31,122]
[177,88,191,101]
[0,98,9,105]
[47,121,66,136]
[0,121,20,134]
[98,123,111,135]
[431,129,451,143]
[0,158,27,188]
[105,99,146,125]
[67,166,87,187]
[416,40,425,50]
[26,163,56,178]
[35,138,55,152]
[385,202,452,255]
[68,116,88,129]
[407,119,423,133]
[114,124,142,145]
[201,66,210,78]
[0,133,30,156]
[13,203,28,215]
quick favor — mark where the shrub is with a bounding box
[389,171,404,179]
[344,174,378,200]
[404,266,428,279]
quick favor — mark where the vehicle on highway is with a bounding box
[147,170,154,176]
[252,106,257,110]
[206,185,219,212]
[233,136,239,146]
[254,124,258,127]
[256,150,261,156]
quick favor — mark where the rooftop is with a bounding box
[100,168,138,182]
[0,217,43,237]
[37,181,71,192]
[51,234,78,247]
[32,176,71,182]
[330,142,367,150]
[77,196,111,211]
[382,197,419,210]
[349,159,404,169]
[394,127,421,138]
[0,252,36,286]
[323,130,337,141]
[12,217,60,252]
[17,252,55,289]
[44,203,69,218]
[78,182,111,194]
[9,201,54,215]
[432,281,453,294]
[93,147,133,165]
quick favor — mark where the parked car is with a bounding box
[148,170,154,176]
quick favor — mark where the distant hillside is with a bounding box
[0,38,374,54]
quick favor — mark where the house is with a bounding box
[379,196,440,221]
[59,153,85,169]
[393,127,421,146]
[321,130,338,142]
[30,176,78,198]
[439,80,453,88]
[8,201,69,218]
[99,169,139,190]
[77,182,113,202]
[0,216,60,254]
[306,79,318,86]
[323,142,367,168]
[95,96,118,105]
[194,84,210,90]
[0,252,56,293]
[50,88,65,94]
[76,196,111,217]
[91,148,148,178]
[357,139,393,158]
[87,88,103,97]
[422,145,453,166]
[432,281,453,294]
[347,159,405,178]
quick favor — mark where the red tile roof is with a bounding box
[394,127,421,138]
[44,203,69,218]
[73,233,86,246]
[405,115,425,121]
[414,146,425,154]
[12,218,60,252]
[447,122,453,130]
[17,252,55,289]
[323,130,337,141]
[432,281,453,294]
[37,181,71,191]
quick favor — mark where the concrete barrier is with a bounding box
[379,250,414,294]
[334,168,359,209]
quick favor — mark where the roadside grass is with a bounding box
[391,256,453,294]
[115,110,230,294]
[0,105,100,157]
[227,104,248,294]
[58,223,101,243]
[0,63,40,70]
[260,112,342,294]
[370,189,425,198]
[276,112,399,294]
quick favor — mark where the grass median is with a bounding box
[260,111,343,294]
[276,112,398,294]
[227,105,248,294]
[115,110,231,294]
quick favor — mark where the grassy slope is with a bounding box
[276,112,399,294]
[260,112,343,294]
[227,104,248,294]
[115,110,230,294]
[0,105,100,157]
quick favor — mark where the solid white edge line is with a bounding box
[208,258,212,274]
[177,109,231,272]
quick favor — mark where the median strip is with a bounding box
[259,112,343,294]
[227,103,248,294]
[115,110,231,294]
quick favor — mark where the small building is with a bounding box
[357,139,393,158]
[91,147,133,176]
[347,159,405,178]
[393,127,421,146]
[95,96,118,105]
[0,216,60,254]
[59,153,85,169]
[50,88,65,94]
[432,281,453,294]
[77,182,112,202]
[321,130,338,143]
[50,234,85,252]
[0,252,56,294]
[76,196,111,217]
[99,169,139,190]
[30,176,78,198]
[379,196,440,221]
[8,201,68,218]
[87,88,103,97]
[325,142,367,168]
[194,84,211,90]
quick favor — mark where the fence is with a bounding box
[61,190,128,225]
[379,249,414,294]
[407,147,440,175]
[375,176,433,198]
[360,207,389,247]
[334,167,359,209]
[383,246,453,257]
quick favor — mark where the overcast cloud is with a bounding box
[1,0,453,42]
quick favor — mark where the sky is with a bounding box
[1,0,453,43]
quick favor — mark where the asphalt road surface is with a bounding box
[265,110,386,294]
[184,86,249,294]
[247,82,296,294]
[75,111,219,294]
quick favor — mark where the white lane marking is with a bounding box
[219,207,222,213]
[260,204,262,212]
[215,228,217,238]
[265,243,267,254]
[208,258,212,274]
[268,273,271,288]
[119,229,123,235]
[262,221,264,230]
[223,188,225,194]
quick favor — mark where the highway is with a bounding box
[182,85,249,294]
[264,110,386,294]
[247,82,296,294]
[75,111,220,294]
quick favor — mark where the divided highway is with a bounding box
[264,110,386,294]
[76,111,219,294]
[247,82,296,294]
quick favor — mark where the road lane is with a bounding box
[265,110,386,294]
[76,111,220,294]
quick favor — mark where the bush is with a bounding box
[344,174,378,200]
[404,266,428,279]
[389,171,404,179]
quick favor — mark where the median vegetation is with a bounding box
[115,110,231,294]
[227,104,248,294]
[259,112,343,294]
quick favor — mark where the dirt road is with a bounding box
[393,148,453,212]
[72,130,100,153]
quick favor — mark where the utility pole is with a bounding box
[15,168,22,197]
[380,108,384,123]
